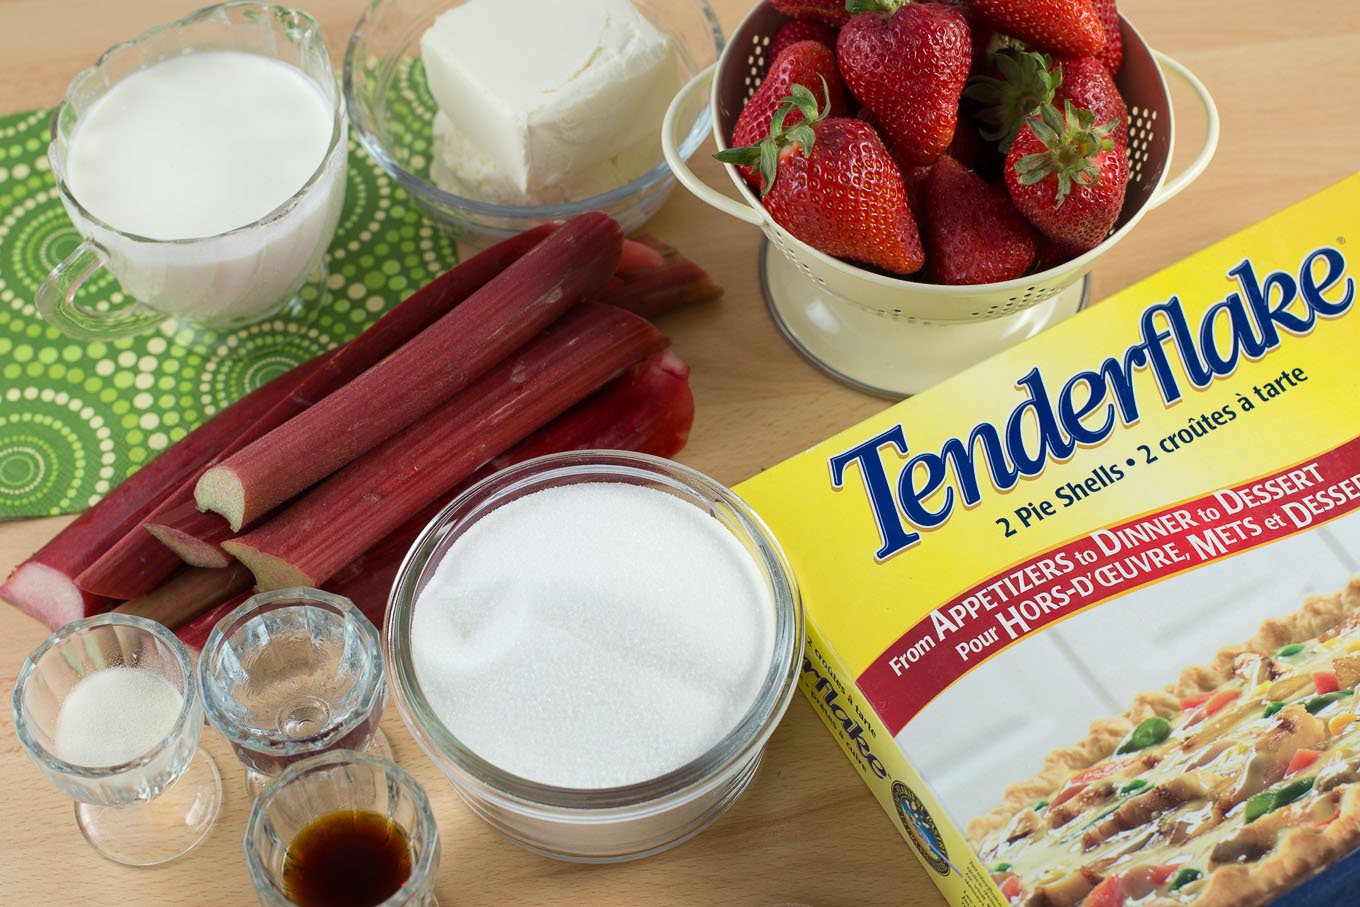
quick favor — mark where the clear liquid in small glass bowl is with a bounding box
[199,588,388,789]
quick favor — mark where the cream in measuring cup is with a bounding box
[39,2,347,339]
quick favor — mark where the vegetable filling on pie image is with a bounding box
[969,579,1360,907]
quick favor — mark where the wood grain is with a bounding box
[2,1,1357,904]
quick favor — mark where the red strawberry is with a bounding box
[923,0,995,74]
[1055,55,1127,149]
[837,1,971,166]
[856,108,933,223]
[768,18,838,60]
[715,86,924,275]
[967,49,1126,151]
[1091,0,1123,76]
[730,41,848,188]
[771,0,851,28]
[1005,101,1128,251]
[925,156,1038,284]
[971,0,1105,58]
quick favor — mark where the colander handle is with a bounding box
[1147,50,1221,211]
[662,64,764,227]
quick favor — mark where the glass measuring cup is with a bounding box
[36,1,348,340]
[11,613,223,866]
[199,587,392,796]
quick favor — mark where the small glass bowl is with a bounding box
[244,751,440,907]
[199,587,388,792]
[12,613,222,866]
[343,0,723,245]
[385,450,803,862]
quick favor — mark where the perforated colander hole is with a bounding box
[873,308,921,323]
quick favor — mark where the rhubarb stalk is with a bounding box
[73,227,556,600]
[223,302,666,590]
[176,592,252,653]
[198,212,624,531]
[113,563,254,628]
[0,356,325,629]
[592,235,723,319]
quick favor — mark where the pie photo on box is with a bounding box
[969,578,1360,906]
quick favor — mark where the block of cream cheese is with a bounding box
[420,0,677,202]
[428,112,661,207]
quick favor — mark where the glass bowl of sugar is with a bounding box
[343,0,722,246]
[385,450,803,861]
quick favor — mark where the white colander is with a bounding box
[662,3,1219,397]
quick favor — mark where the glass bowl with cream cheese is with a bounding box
[344,0,722,245]
[385,451,803,861]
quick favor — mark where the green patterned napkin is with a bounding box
[0,107,458,519]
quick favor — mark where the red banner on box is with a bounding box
[858,435,1360,735]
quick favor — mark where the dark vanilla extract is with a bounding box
[282,809,412,907]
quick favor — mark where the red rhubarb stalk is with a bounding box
[617,237,668,272]
[74,226,555,599]
[223,302,666,590]
[486,348,694,469]
[327,348,696,625]
[1,357,326,629]
[113,563,254,628]
[593,235,723,319]
[198,212,624,531]
[176,591,252,654]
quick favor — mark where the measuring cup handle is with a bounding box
[34,239,164,340]
[1146,50,1220,211]
[662,64,764,227]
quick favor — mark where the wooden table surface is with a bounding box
[1,1,1356,904]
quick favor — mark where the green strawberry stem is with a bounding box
[715,80,830,196]
[845,0,909,14]
[1014,100,1116,207]
[965,49,1060,151]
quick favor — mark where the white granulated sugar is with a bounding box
[411,482,776,788]
[53,666,184,767]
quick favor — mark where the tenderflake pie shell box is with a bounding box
[735,174,1360,907]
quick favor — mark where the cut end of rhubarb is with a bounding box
[221,539,316,592]
[196,467,246,532]
[2,563,112,630]
[144,523,233,569]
